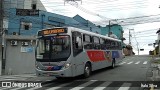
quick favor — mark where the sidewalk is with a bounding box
[0,73,37,81]
[149,56,160,90]
[150,56,160,81]
[0,73,56,82]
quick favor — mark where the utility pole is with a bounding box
[137,43,139,55]
[108,20,111,36]
[0,0,4,75]
[129,29,131,45]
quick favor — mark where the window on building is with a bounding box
[24,25,29,30]
[32,4,37,10]
[21,22,32,30]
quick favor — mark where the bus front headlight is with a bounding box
[36,64,40,69]
[64,63,71,69]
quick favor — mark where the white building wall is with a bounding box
[23,0,32,9]
[4,0,46,11]
[36,0,47,11]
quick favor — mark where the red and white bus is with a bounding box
[35,27,123,78]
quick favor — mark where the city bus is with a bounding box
[35,27,124,78]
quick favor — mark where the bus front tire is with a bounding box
[84,63,91,78]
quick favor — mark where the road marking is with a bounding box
[118,87,130,90]
[10,87,25,90]
[93,82,112,90]
[143,61,148,64]
[70,81,96,90]
[90,80,98,81]
[46,81,74,90]
[26,87,42,90]
[119,62,126,65]
[118,83,131,90]
[70,87,84,90]
[127,62,133,64]
[93,87,106,90]
[135,61,140,64]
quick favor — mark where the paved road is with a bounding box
[0,55,159,90]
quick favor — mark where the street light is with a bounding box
[129,29,134,45]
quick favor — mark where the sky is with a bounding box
[40,0,160,55]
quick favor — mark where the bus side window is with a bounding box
[100,38,105,50]
[93,36,100,49]
[105,39,111,50]
[111,41,115,49]
[72,31,83,57]
[83,34,92,49]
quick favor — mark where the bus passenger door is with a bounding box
[72,31,84,76]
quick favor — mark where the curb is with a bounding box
[0,74,36,79]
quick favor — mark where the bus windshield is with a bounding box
[36,35,71,62]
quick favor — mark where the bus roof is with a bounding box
[37,27,121,42]
[68,27,121,42]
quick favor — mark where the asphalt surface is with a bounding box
[0,55,160,90]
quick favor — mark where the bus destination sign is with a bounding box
[42,28,67,35]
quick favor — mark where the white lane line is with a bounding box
[93,82,112,90]
[70,81,97,90]
[143,61,148,64]
[93,87,106,90]
[118,87,130,90]
[119,62,126,65]
[118,83,131,90]
[90,80,98,81]
[135,61,140,64]
[46,81,81,90]
[26,87,42,90]
[127,62,133,64]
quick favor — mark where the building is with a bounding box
[101,24,123,40]
[3,0,46,11]
[2,1,102,75]
[2,0,46,75]
[73,15,101,34]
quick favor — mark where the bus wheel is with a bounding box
[111,59,115,68]
[84,63,91,78]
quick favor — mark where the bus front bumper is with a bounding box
[35,68,72,77]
